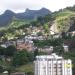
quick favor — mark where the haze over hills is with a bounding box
[0,8,51,27]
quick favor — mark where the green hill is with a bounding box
[51,10,75,32]
[1,5,75,40]
[8,18,31,28]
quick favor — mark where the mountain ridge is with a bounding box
[0,8,51,27]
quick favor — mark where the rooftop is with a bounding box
[36,53,63,60]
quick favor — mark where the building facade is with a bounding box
[37,46,53,53]
[34,53,72,75]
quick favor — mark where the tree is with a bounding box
[3,61,15,75]
[31,21,37,26]
[53,46,64,55]
[37,32,43,36]
[5,45,17,56]
[43,24,49,33]
[0,66,4,73]
[37,16,44,25]
[0,46,5,55]
[44,14,54,22]
[13,50,34,66]
[34,49,39,59]
[33,38,63,47]
[27,72,34,75]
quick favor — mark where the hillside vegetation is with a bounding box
[55,10,75,32]
[0,5,75,40]
[8,18,31,28]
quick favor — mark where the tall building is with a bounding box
[34,53,72,75]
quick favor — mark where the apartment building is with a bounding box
[34,53,72,75]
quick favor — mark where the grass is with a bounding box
[15,62,34,73]
[0,61,34,74]
[0,73,8,75]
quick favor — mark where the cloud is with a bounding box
[0,0,75,14]
[0,0,44,13]
[42,0,75,11]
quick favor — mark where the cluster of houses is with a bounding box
[0,26,74,75]
[0,34,69,53]
[1,25,75,53]
[0,34,45,49]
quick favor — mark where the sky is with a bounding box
[0,0,75,14]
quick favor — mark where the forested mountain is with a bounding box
[0,8,51,27]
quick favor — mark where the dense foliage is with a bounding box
[0,45,16,56]
[13,50,34,66]
[33,38,63,47]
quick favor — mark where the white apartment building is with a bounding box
[34,53,72,75]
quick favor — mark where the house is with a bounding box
[37,46,53,53]
[63,45,69,52]
[64,39,75,49]
[25,35,45,40]
[16,40,34,52]
[0,41,16,48]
